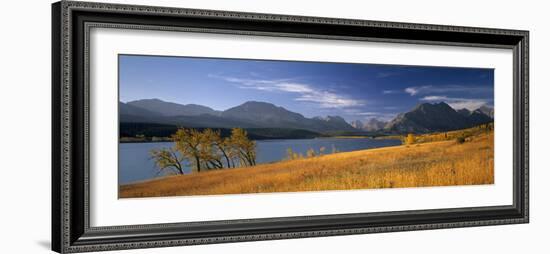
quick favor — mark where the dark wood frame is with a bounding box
[52,1,529,253]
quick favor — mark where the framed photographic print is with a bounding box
[52,1,529,253]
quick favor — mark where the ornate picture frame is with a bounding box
[52,1,529,253]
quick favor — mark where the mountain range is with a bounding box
[120,98,493,136]
[383,102,492,133]
[120,99,356,133]
[351,118,388,132]
[127,99,221,117]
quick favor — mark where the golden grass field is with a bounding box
[119,129,494,198]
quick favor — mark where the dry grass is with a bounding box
[119,130,494,198]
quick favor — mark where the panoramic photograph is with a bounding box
[118,54,494,198]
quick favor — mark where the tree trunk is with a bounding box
[195,156,201,172]
[219,148,232,168]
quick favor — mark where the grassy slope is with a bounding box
[119,131,494,198]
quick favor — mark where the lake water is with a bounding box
[119,138,402,185]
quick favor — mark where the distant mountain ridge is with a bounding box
[350,120,363,129]
[477,105,494,118]
[221,101,306,127]
[351,118,387,131]
[119,101,160,117]
[127,99,221,117]
[120,99,493,135]
[384,102,493,133]
[120,99,356,133]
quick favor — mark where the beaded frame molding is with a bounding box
[52,1,529,253]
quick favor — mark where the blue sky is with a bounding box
[119,55,494,122]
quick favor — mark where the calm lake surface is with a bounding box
[119,138,402,185]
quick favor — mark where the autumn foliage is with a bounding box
[150,128,256,174]
[122,128,494,198]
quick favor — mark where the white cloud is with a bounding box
[447,101,488,110]
[294,90,365,108]
[405,87,422,96]
[353,112,396,121]
[211,75,365,108]
[421,95,448,101]
[382,90,399,94]
[420,95,489,110]
[356,112,380,116]
[276,83,314,93]
[404,85,492,96]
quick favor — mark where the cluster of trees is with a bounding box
[150,128,256,175]
[402,123,494,146]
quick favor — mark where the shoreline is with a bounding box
[119,130,493,197]
[120,142,412,186]
[119,139,403,185]
[119,135,402,144]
